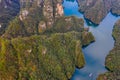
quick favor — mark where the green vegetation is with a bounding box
[3,7,44,38]
[0,0,95,79]
[47,16,84,33]
[78,0,120,24]
[3,17,27,39]
[0,16,94,79]
[0,31,94,80]
[81,31,95,46]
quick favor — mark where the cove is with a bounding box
[63,0,120,80]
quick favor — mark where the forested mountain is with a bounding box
[78,0,120,24]
[0,0,94,79]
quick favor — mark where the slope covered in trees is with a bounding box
[77,0,120,24]
[0,0,95,79]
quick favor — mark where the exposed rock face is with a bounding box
[19,10,29,20]
[56,3,64,17]
[43,0,54,28]
[0,0,20,35]
[97,19,120,80]
[43,0,64,28]
[6,0,64,36]
[38,21,46,33]
[78,0,120,24]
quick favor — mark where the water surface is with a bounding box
[63,0,120,80]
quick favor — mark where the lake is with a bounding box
[63,0,120,80]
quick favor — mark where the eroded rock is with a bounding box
[19,10,29,21]
[38,21,46,33]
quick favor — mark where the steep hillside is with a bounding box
[0,0,95,79]
[111,0,120,16]
[77,0,120,24]
[0,0,20,35]
[0,31,94,80]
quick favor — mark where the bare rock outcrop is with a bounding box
[43,0,64,28]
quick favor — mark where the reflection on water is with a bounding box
[63,0,120,80]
